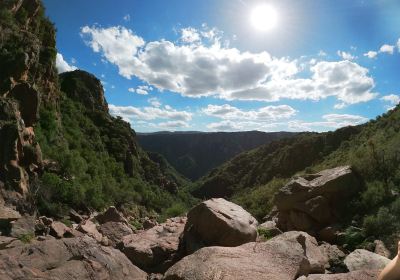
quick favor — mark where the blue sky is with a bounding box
[44,0,400,132]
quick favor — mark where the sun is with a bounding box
[250,4,279,31]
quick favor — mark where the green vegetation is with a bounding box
[195,104,400,248]
[34,72,196,219]
[18,233,35,244]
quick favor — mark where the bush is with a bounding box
[363,207,396,237]
[360,181,388,209]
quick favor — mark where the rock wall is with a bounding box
[0,0,59,202]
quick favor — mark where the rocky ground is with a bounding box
[0,166,390,279]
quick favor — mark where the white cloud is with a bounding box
[56,53,77,73]
[379,44,395,54]
[128,85,153,95]
[337,51,356,60]
[180,27,201,43]
[318,50,327,57]
[381,94,400,105]
[123,14,130,22]
[109,104,192,124]
[158,120,189,129]
[148,97,161,107]
[287,114,368,131]
[81,25,377,106]
[397,39,400,52]
[202,104,296,121]
[364,51,378,59]
[80,26,145,79]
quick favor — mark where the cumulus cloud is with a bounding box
[381,94,400,105]
[109,104,192,123]
[180,27,201,43]
[158,120,189,129]
[81,25,145,78]
[202,104,296,121]
[128,85,153,95]
[287,114,368,131]
[363,51,378,59]
[81,25,377,106]
[379,44,395,54]
[397,39,400,52]
[56,53,77,73]
[337,51,356,60]
[148,97,162,107]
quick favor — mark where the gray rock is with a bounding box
[0,235,147,279]
[164,232,313,280]
[183,198,258,253]
[344,249,390,272]
[10,215,35,238]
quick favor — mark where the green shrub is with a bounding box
[363,207,396,237]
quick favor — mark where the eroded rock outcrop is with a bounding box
[344,249,390,272]
[121,217,186,273]
[0,235,148,280]
[273,166,361,234]
[164,232,314,280]
[182,198,258,254]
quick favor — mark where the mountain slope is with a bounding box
[137,131,296,180]
[0,0,193,218]
[194,126,361,199]
[195,104,400,247]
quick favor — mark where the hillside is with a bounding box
[137,131,296,180]
[0,0,193,219]
[195,104,400,248]
[194,125,361,199]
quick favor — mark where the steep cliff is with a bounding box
[0,0,58,209]
[0,0,193,217]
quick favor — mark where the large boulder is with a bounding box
[272,231,327,274]
[344,249,390,272]
[96,206,127,224]
[164,232,314,280]
[99,221,133,247]
[183,198,258,253]
[121,217,186,273]
[318,242,346,272]
[0,205,21,222]
[273,166,361,233]
[76,220,103,242]
[9,215,35,238]
[297,270,379,280]
[0,235,147,279]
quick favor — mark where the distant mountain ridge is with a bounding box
[137,131,297,181]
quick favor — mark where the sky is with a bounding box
[44,0,400,132]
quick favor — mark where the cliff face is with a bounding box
[0,0,58,204]
[0,0,192,216]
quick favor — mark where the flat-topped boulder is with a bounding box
[0,205,21,222]
[344,249,390,272]
[164,231,316,280]
[121,217,186,273]
[273,166,361,232]
[183,198,258,253]
[0,235,147,280]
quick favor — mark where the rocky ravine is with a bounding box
[0,166,389,279]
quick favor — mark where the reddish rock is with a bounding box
[183,198,258,253]
[164,232,314,280]
[121,217,186,273]
[99,221,133,247]
[77,220,102,242]
[0,235,147,279]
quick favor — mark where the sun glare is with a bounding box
[250,4,278,31]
